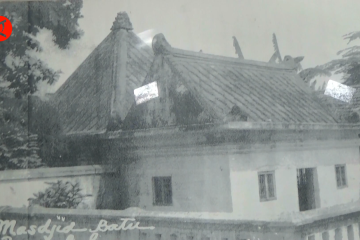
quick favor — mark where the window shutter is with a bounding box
[163,177,172,204]
[154,178,163,204]
[335,166,341,187]
[258,174,267,200]
[340,166,346,186]
[267,174,275,198]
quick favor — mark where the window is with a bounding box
[297,168,318,211]
[152,177,172,206]
[335,165,347,188]
[258,171,276,201]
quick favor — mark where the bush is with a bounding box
[28,180,91,209]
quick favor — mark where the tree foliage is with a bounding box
[0,1,83,98]
[298,68,332,85]
[0,88,43,170]
[0,89,67,170]
[320,31,360,86]
[28,180,91,209]
[29,96,68,167]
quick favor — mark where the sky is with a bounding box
[36,0,360,95]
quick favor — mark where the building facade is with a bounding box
[50,12,360,240]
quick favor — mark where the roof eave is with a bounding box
[96,121,360,139]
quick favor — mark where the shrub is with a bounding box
[28,180,91,209]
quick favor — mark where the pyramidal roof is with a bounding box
[123,34,338,130]
[52,12,154,135]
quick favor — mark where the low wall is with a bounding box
[0,165,106,209]
[1,206,360,240]
[0,207,298,240]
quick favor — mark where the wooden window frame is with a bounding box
[335,164,347,189]
[152,176,173,206]
[258,171,277,202]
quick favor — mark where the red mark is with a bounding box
[0,16,12,41]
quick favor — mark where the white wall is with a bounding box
[318,164,360,208]
[231,167,299,220]
[126,144,360,220]
[0,166,103,209]
[229,146,360,220]
[128,153,233,212]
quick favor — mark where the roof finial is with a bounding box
[269,33,282,63]
[232,36,244,59]
[111,12,133,31]
[152,33,172,55]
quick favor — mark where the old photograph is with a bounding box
[0,0,360,239]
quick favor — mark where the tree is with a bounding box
[0,1,83,98]
[29,96,68,167]
[320,31,360,86]
[0,88,43,170]
[0,1,83,169]
[0,91,68,169]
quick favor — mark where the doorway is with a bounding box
[297,168,318,211]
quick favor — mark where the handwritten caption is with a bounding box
[0,217,155,240]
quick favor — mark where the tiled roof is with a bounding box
[52,16,153,134]
[130,34,338,125]
[170,55,336,123]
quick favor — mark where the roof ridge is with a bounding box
[170,47,296,71]
[151,33,296,71]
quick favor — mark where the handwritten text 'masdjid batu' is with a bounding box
[0,217,155,240]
